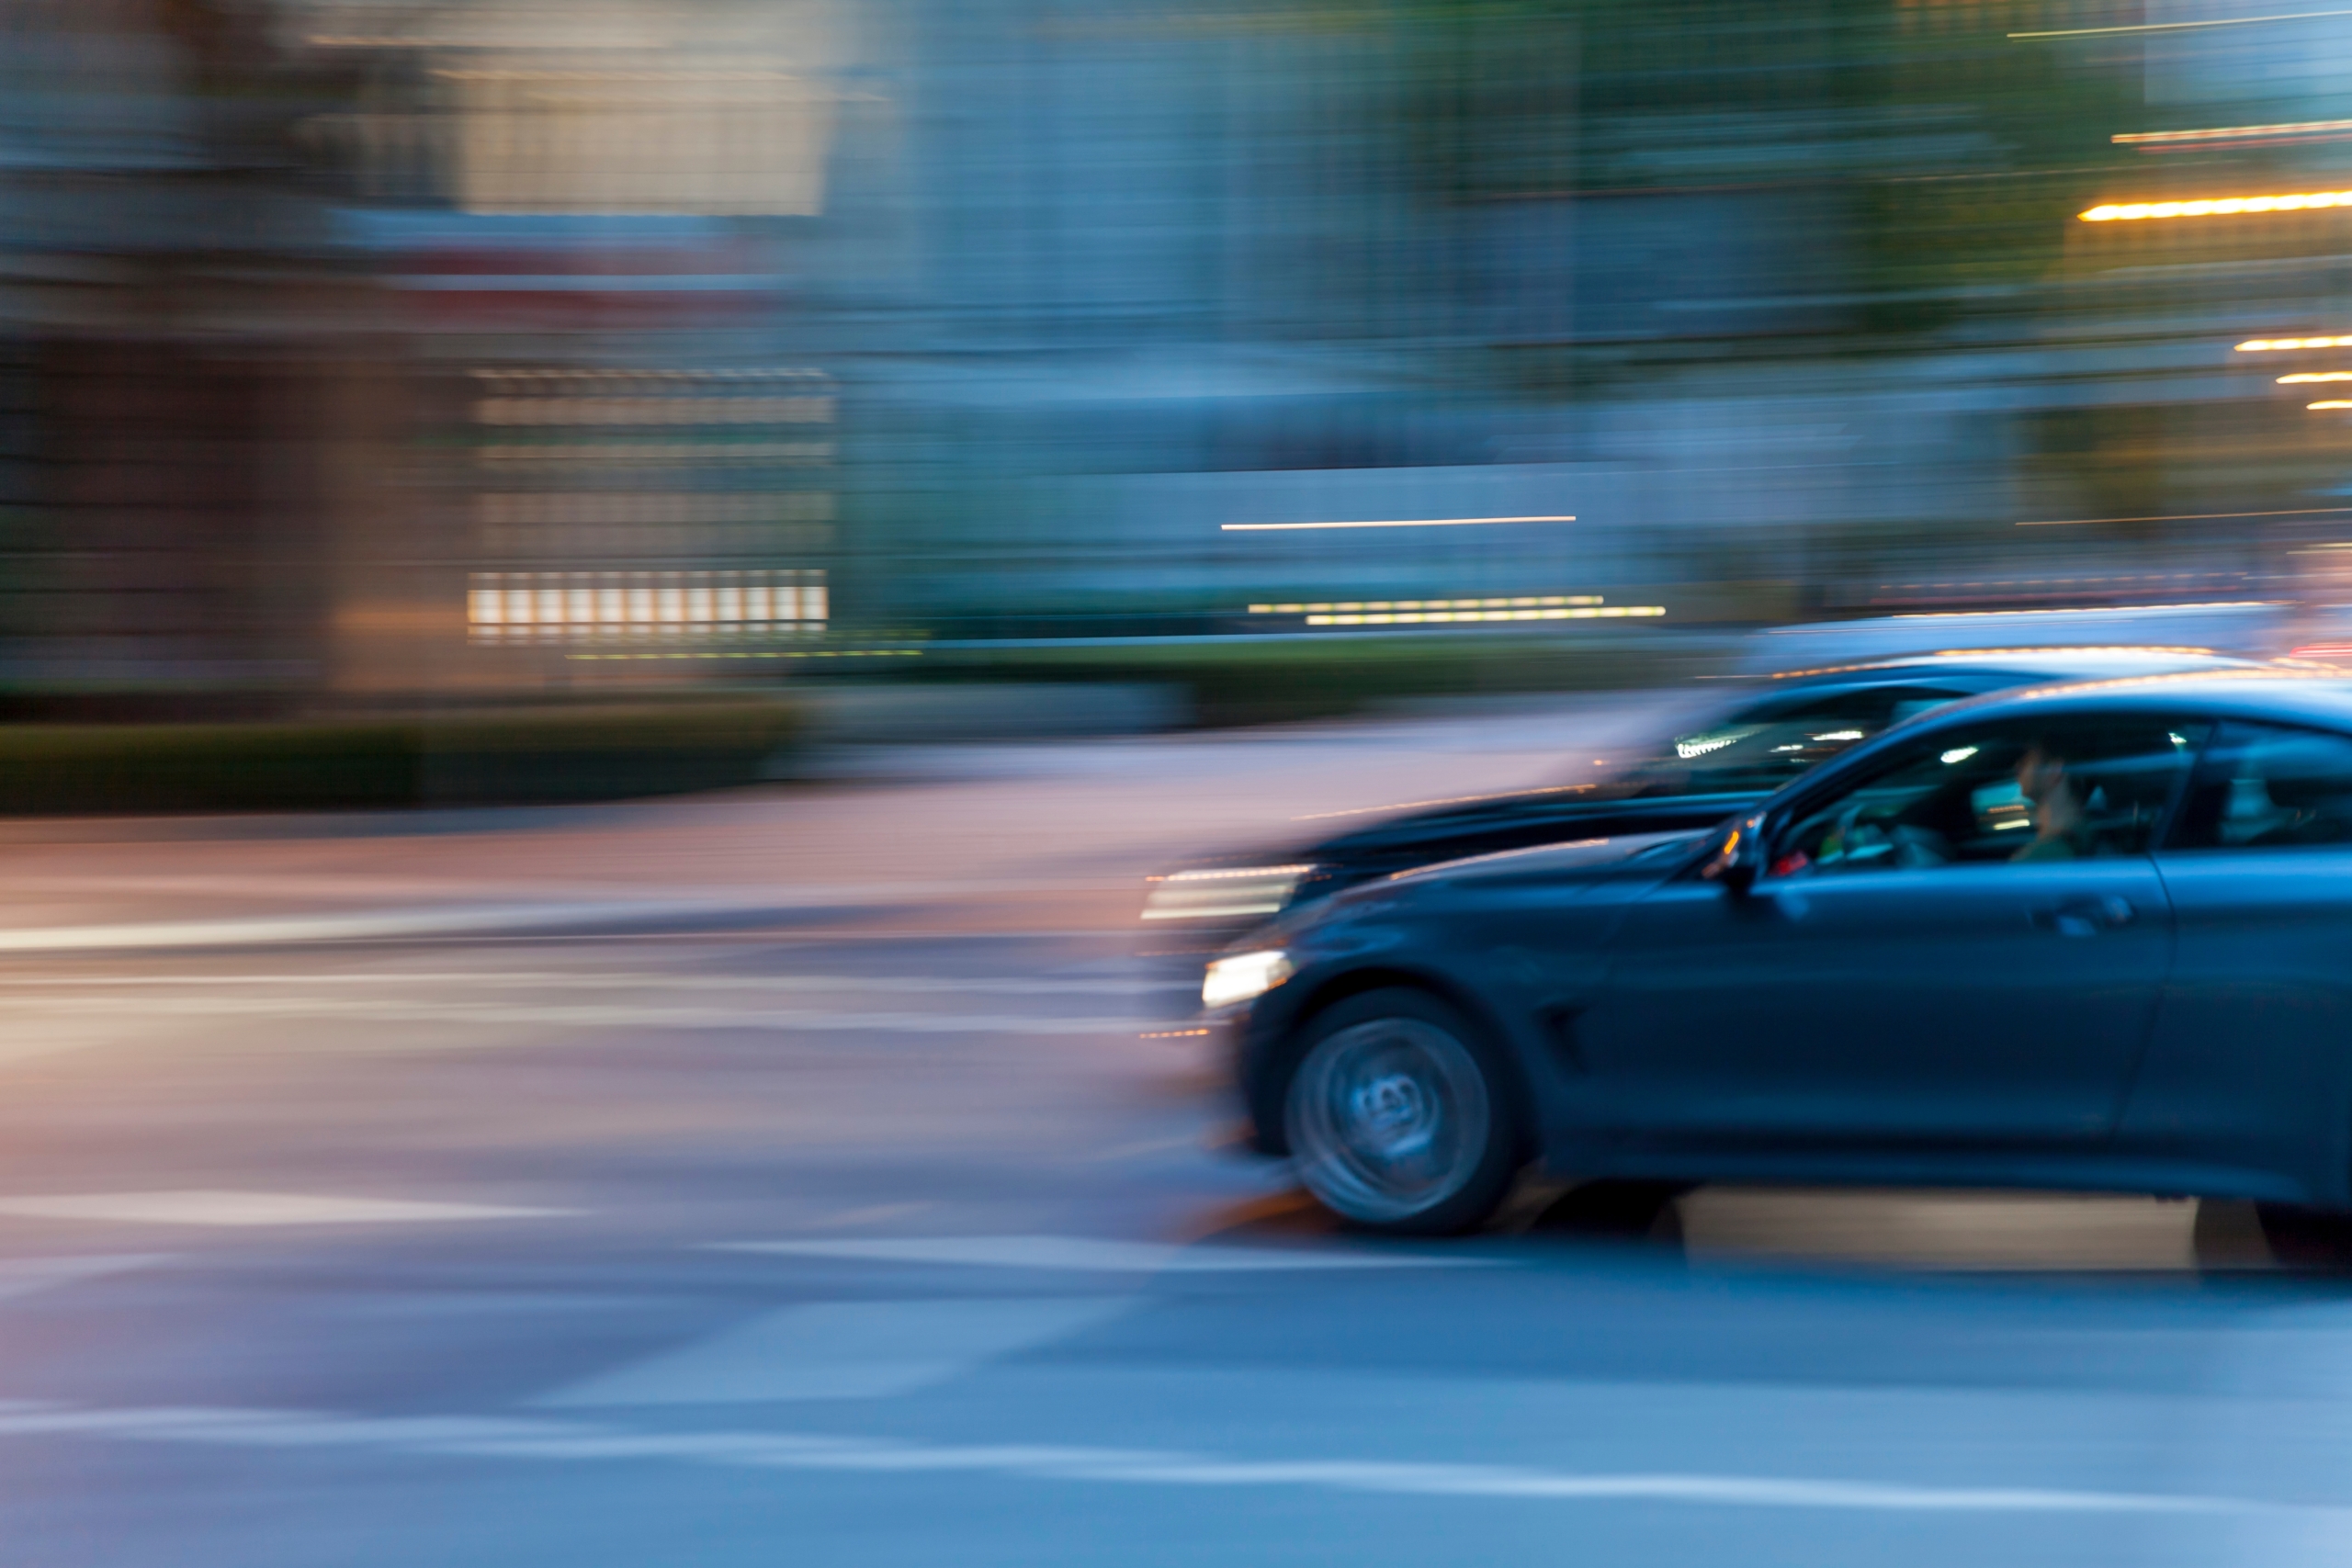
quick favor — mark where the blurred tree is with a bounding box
[1385,0,2143,339]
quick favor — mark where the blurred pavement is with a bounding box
[0,693,1704,950]
[3,695,2352,1567]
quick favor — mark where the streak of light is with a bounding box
[2279,373,2352,383]
[2118,118,2352,147]
[1891,603,2277,620]
[1250,596,1601,613]
[1145,865,1317,883]
[566,649,920,660]
[1754,649,2221,679]
[2013,8,2352,39]
[1221,515,1574,532]
[2238,336,2352,351]
[2017,507,2352,526]
[1305,606,1662,626]
[2082,192,2352,220]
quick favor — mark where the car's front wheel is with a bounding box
[1283,987,1521,1236]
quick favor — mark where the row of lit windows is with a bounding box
[468,570,827,643]
[477,527,831,558]
[475,442,833,468]
[470,369,829,388]
[477,492,833,526]
[472,396,835,427]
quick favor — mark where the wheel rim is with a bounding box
[1286,1016,1492,1224]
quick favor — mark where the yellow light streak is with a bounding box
[2239,336,2352,351]
[2283,373,2352,383]
[2310,400,2352,409]
[1753,649,2222,681]
[2118,118,2352,146]
[2082,192,2352,221]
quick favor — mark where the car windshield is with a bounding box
[1601,683,1979,799]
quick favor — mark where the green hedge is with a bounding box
[0,700,802,815]
[917,634,1725,727]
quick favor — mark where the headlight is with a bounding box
[1142,864,1314,922]
[1203,949,1295,1010]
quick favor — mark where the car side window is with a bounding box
[1655,685,1973,794]
[1768,716,2207,879]
[2168,723,2352,852]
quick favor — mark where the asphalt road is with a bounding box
[4,701,2352,1567]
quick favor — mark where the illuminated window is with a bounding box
[468,570,828,644]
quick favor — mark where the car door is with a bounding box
[2122,720,2352,1192]
[1568,712,2200,1148]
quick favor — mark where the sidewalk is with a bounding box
[0,693,1697,954]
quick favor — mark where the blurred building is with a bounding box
[0,0,356,703]
[8,0,2352,706]
[0,0,849,704]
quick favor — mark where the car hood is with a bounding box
[1386,828,1707,889]
[1297,784,1749,857]
[1252,826,1704,953]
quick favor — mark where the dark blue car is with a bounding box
[1143,649,2260,967]
[1211,671,2352,1257]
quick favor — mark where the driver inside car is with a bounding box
[2011,740,2092,863]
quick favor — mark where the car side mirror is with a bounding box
[1700,810,1769,897]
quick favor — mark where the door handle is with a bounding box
[2030,896,2136,937]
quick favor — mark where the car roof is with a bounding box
[1757,648,2268,689]
[1739,604,2290,674]
[1934,669,2352,728]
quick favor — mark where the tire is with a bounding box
[1282,987,1523,1236]
[2256,1202,2352,1270]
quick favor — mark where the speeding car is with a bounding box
[1143,649,2263,963]
[1210,670,2352,1259]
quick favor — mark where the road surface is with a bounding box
[0,697,2345,1567]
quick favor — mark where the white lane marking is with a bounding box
[450,1431,885,1461]
[0,1192,573,1227]
[0,1017,164,1069]
[535,1298,1131,1406]
[0,1399,2324,1518]
[708,1235,1496,1273]
[0,1255,171,1300]
[164,1416,588,1449]
[1079,1136,1201,1163]
[807,1202,933,1230]
[0,1406,304,1436]
[0,975,1187,997]
[2,998,1143,1035]
[0,902,726,953]
[0,880,1121,954]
